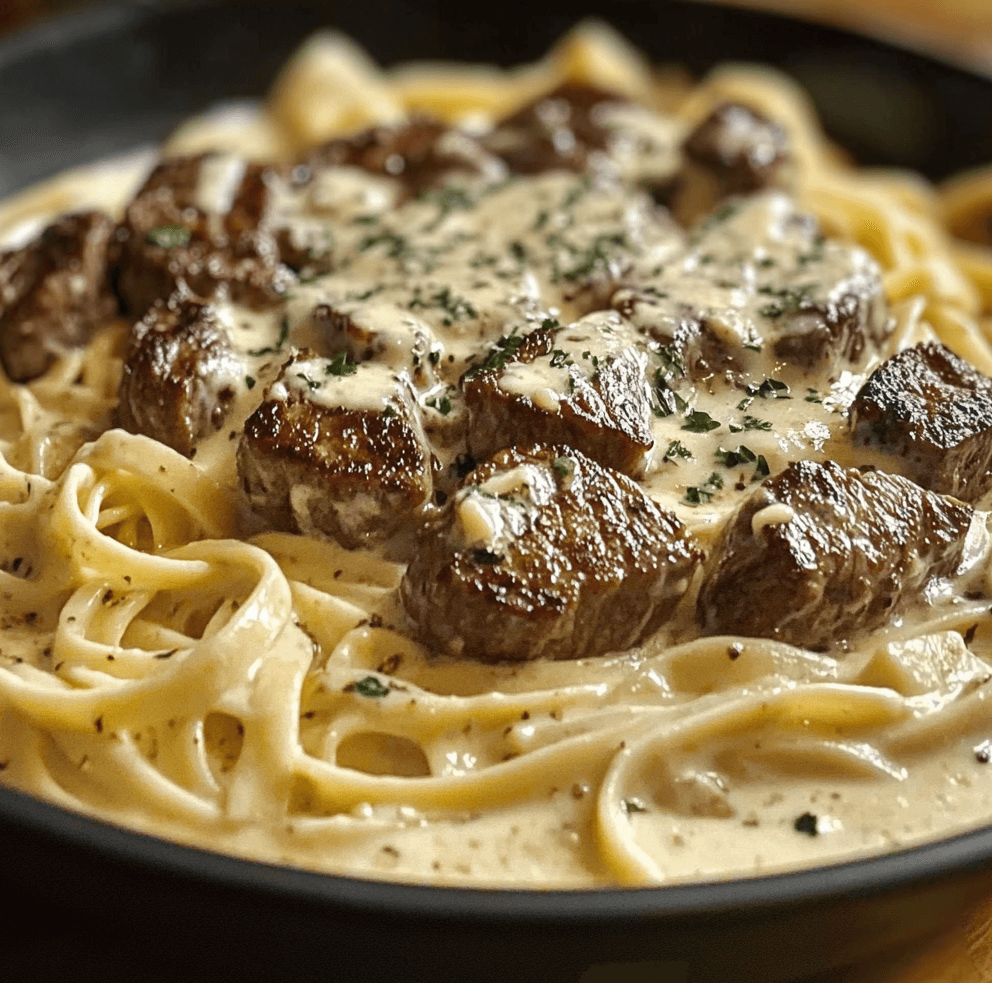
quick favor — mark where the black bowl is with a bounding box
[3,3,992,982]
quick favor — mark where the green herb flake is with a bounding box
[145,224,191,249]
[663,440,692,462]
[682,410,721,433]
[296,372,321,391]
[354,676,390,698]
[549,349,573,369]
[552,455,575,479]
[753,455,770,478]
[715,445,757,468]
[684,472,724,505]
[793,812,819,836]
[463,330,525,379]
[730,415,772,433]
[622,798,648,816]
[804,387,823,403]
[245,376,256,390]
[325,351,358,377]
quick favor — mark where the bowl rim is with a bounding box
[3,0,992,927]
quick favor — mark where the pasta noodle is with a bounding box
[4,21,992,889]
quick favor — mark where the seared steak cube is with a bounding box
[237,352,433,549]
[463,311,655,477]
[306,119,503,198]
[401,444,701,661]
[482,82,622,175]
[673,102,788,226]
[850,342,992,502]
[116,154,294,316]
[117,296,242,457]
[615,192,889,379]
[0,211,118,381]
[696,459,977,650]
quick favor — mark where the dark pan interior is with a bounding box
[3,3,992,982]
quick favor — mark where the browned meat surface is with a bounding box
[671,103,789,226]
[237,351,433,549]
[696,459,974,650]
[0,211,118,381]
[117,295,242,457]
[615,192,889,379]
[306,119,502,197]
[850,341,992,502]
[115,154,295,316]
[462,312,655,477]
[482,82,624,175]
[401,444,701,661]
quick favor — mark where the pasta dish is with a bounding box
[3,23,992,888]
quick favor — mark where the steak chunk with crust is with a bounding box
[672,102,789,226]
[0,211,118,381]
[237,351,433,549]
[696,459,978,650]
[401,444,701,662]
[115,154,295,316]
[482,82,623,175]
[117,296,242,457]
[306,119,504,198]
[850,342,992,503]
[463,311,654,477]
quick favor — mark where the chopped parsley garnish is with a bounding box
[560,231,628,282]
[296,372,320,391]
[682,410,721,433]
[549,349,573,368]
[408,286,477,324]
[656,344,687,380]
[325,351,358,376]
[428,350,441,365]
[244,376,256,390]
[426,389,454,415]
[358,230,409,259]
[804,387,823,403]
[622,798,648,815]
[753,455,770,478]
[743,378,790,400]
[715,445,758,468]
[663,440,692,462]
[729,415,772,433]
[145,224,190,249]
[463,329,525,378]
[354,676,390,698]
[793,812,819,836]
[552,455,575,479]
[684,472,724,505]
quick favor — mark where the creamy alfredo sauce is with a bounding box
[3,91,992,890]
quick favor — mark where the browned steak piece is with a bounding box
[684,103,788,193]
[401,444,701,661]
[0,211,118,381]
[850,342,992,502]
[306,119,502,198]
[482,82,623,175]
[117,296,242,457]
[237,351,433,549]
[462,311,654,477]
[615,192,889,379]
[696,459,975,650]
[115,154,294,316]
[669,103,788,227]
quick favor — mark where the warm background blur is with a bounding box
[3,0,992,71]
